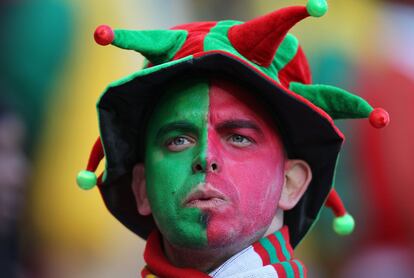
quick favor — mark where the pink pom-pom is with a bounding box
[94,25,114,46]
[369,108,390,128]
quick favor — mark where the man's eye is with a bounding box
[227,134,253,147]
[166,136,195,151]
[172,137,188,145]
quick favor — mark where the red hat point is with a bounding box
[369,107,390,128]
[94,25,114,46]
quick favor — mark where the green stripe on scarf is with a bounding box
[281,261,295,278]
[259,237,278,264]
[276,231,291,260]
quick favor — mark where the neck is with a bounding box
[162,237,249,273]
[265,209,284,236]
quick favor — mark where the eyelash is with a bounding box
[164,135,196,151]
[163,133,254,152]
[226,134,255,145]
[167,136,192,145]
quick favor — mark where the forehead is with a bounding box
[208,78,275,125]
[150,77,275,126]
[154,78,209,116]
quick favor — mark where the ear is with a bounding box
[131,163,152,216]
[278,159,312,210]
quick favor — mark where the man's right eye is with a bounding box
[165,136,195,152]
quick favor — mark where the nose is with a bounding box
[192,131,222,174]
[192,156,220,173]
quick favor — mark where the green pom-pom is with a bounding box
[333,213,355,236]
[306,0,328,17]
[76,170,97,190]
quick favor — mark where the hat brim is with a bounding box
[97,51,343,248]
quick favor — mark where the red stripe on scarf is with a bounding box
[281,226,294,258]
[268,234,286,262]
[291,260,300,277]
[273,263,288,278]
[253,241,271,266]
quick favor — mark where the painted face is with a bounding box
[144,78,286,249]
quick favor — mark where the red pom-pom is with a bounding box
[369,108,390,128]
[94,25,114,46]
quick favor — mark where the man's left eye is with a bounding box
[227,134,253,147]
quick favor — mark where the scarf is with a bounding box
[141,226,307,278]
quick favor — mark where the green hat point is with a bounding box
[76,170,97,190]
[307,0,328,17]
[111,29,187,64]
[289,82,373,120]
[333,213,355,236]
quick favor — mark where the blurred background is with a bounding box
[0,0,413,277]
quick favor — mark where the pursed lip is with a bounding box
[183,183,228,209]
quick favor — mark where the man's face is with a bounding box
[142,78,286,249]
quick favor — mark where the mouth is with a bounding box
[184,184,228,209]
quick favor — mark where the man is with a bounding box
[77,0,389,277]
[131,77,312,276]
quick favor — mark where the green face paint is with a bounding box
[144,78,209,248]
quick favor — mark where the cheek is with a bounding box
[145,150,209,247]
[227,138,285,187]
[204,151,284,245]
[227,154,284,209]
[224,143,286,232]
[145,148,191,218]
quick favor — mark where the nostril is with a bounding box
[211,163,218,171]
[194,164,203,172]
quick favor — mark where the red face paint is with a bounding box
[205,78,286,248]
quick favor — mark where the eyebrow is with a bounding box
[156,121,199,139]
[216,120,262,133]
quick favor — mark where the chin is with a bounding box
[205,216,267,250]
[164,228,208,249]
[155,212,209,249]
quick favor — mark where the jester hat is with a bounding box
[77,0,389,247]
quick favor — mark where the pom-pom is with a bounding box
[77,170,97,190]
[333,213,355,236]
[369,107,390,128]
[306,0,328,17]
[94,25,114,46]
